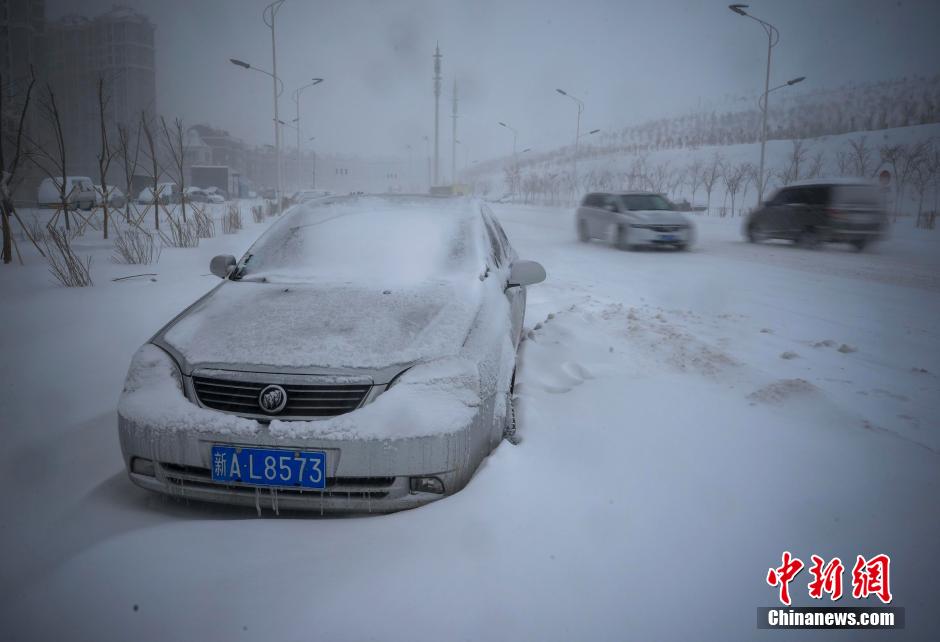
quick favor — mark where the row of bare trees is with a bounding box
[0,69,253,284]
[490,137,940,223]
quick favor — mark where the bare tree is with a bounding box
[139,111,162,229]
[0,69,42,264]
[161,116,188,223]
[96,76,119,239]
[779,139,808,185]
[835,148,851,176]
[24,84,74,232]
[721,161,748,217]
[701,153,723,215]
[848,136,872,177]
[116,121,141,224]
[806,150,826,179]
[684,158,704,207]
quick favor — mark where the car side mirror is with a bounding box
[210,254,237,279]
[605,203,618,212]
[507,260,546,288]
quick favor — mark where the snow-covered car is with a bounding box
[292,189,331,204]
[207,192,225,204]
[37,176,96,210]
[138,182,180,205]
[183,186,209,203]
[118,196,546,514]
[93,185,126,208]
[576,191,695,250]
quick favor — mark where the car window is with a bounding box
[482,214,505,268]
[620,193,671,211]
[805,186,828,206]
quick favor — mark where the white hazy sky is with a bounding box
[51,0,940,162]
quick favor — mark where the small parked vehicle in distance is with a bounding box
[37,176,96,210]
[93,185,126,208]
[576,191,695,250]
[183,186,210,203]
[744,179,886,251]
[138,182,181,205]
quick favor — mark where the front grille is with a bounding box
[193,376,370,418]
[649,224,682,233]
[160,462,395,499]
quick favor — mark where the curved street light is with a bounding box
[497,121,518,157]
[292,78,324,191]
[728,3,780,205]
[757,76,806,111]
[556,88,585,184]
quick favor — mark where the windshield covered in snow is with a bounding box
[235,199,482,285]
[620,194,672,211]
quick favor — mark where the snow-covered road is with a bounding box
[2,202,938,641]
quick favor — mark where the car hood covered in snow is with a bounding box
[158,279,481,372]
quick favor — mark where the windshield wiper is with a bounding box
[230,254,252,280]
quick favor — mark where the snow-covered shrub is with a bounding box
[113,229,160,264]
[192,204,216,238]
[42,225,92,287]
[222,205,243,234]
[159,218,199,248]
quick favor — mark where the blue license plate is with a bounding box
[659,234,677,241]
[211,446,326,489]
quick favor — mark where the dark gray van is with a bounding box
[744,180,886,251]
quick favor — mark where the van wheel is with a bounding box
[747,221,765,243]
[613,224,630,250]
[797,228,821,249]
[577,219,590,242]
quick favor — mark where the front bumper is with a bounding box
[629,225,693,246]
[118,411,495,514]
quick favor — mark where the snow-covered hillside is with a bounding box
[1,199,937,641]
[465,123,940,220]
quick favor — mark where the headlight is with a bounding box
[385,366,412,391]
[123,344,183,395]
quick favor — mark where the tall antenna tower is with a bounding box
[451,78,458,185]
[433,42,442,187]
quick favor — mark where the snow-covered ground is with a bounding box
[1,201,938,641]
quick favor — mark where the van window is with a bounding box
[832,185,879,208]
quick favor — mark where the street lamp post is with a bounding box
[498,121,519,197]
[728,3,781,206]
[556,88,585,188]
[230,56,284,205]
[263,0,286,213]
[292,78,323,190]
[308,136,316,188]
[423,136,431,191]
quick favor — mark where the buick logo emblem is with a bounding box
[258,384,288,414]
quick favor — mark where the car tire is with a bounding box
[577,219,590,242]
[746,221,764,243]
[797,228,821,249]
[850,238,869,252]
[676,243,689,251]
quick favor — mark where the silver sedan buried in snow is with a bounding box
[118,195,545,514]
